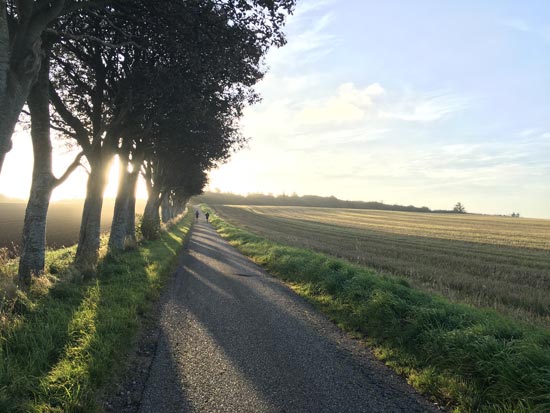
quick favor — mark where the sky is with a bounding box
[1,0,549,218]
[209,0,550,218]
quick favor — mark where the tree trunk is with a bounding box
[0,31,43,174]
[161,196,171,223]
[74,154,113,277]
[0,2,12,174]
[108,160,131,251]
[176,198,189,216]
[108,162,139,251]
[0,0,67,174]
[0,4,8,92]
[141,190,162,240]
[0,64,36,174]
[17,46,55,289]
[125,171,138,244]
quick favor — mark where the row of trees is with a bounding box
[196,191,434,213]
[1,0,295,288]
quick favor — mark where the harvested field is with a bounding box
[0,199,146,252]
[212,205,550,325]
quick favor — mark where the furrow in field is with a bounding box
[213,205,550,325]
[237,206,550,250]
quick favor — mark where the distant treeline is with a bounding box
[194,192,450,213]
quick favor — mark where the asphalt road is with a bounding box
[139,211,439,413]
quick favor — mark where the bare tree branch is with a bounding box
[49,123,77,137]
[62,0,112,15]
[27,0,65,41]
[88,9,135,41]
[54,150,84,186]
[45,28,140,49]
[49,82,91,150]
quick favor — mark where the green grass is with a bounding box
[212,205,550,326]
[203,205,550,413]
[0,210,193,412]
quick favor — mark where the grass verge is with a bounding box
[203,205,550,413]
[0,210,193,412]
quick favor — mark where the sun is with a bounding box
[103,156,149,200]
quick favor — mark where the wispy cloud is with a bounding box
[291,82,468,125]
[267,0,337,69]
[210,2,550,218]
[291,0,336,19]
[241,79,470,160]
[499,17,550,43]
[379,91,469,122]
[499,18,532,33]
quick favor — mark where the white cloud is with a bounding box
[440,144,480,156]
[294,82,386,125]
[298,100,364,124]
[499,18,532,33]
[291,82,466,125]
[267,4,337,69]
[338,82,385,105]
[291,0,336,19]
[518,128,540,138]
[499,17,550,43]
[241,80,469,155]
[379,91,468,122]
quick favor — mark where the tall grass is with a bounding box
[204,206,550,413]
[0,210,193,412]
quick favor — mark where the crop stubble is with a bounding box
[213,205,550,325]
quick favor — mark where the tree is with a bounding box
[10,0,296,286]
[110,0,295,242]
[453,202,466,213]
[0,0,119,175]
[50,0,295,270]
[17,40,82,289]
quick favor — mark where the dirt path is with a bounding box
[136,212,439,412]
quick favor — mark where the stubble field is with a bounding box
[0,199,146,252]
[212,205,550,326]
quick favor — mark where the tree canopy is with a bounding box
[10,0,296,285]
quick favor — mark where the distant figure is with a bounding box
[205,212,210,222]
[195,210,199,220]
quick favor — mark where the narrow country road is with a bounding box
[138,211,439,413]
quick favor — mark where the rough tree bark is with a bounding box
[17,46,82,289]
[0,0,66,174]
[125,171,138,244]
[108,159,139,251]
[141,189,163,240]
[74,153,113,277]
[161,196,171,223]
[17,49,54,289]
[0,3,10,171]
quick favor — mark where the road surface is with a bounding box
[139,211,439,412]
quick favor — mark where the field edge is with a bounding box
[203,204,550,413]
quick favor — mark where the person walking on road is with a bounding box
[195,210,199,220]
[205,212,210,222]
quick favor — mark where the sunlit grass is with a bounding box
[0,210,193,412]
[204,205,550,413]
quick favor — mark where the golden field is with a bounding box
[213,205,550,325]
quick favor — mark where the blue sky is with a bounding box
[0,0,548,218]
[209,0,550,218]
